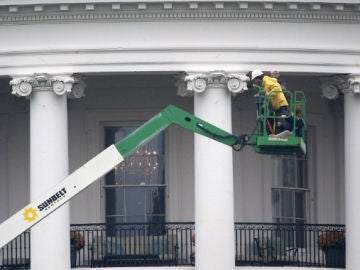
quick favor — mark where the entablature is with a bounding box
[0,1,360,25]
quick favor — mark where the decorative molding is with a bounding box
[178,71,248,96]
[51,75,74,95]
[319,75,349,99]
[0,1,360,25]
[320,83,339,100]
[9,73,85,98]
[319,74,360,98]
[348,74,360,94]
[10,76,35,97]
[68,75,86,99]
[227,73,249,94]
[183,73,208,94]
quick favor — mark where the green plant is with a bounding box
[70,231,85,250]
[318,231,345,250]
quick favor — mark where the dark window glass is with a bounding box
[104,126,165,235]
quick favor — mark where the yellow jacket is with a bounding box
[261,75,288,110]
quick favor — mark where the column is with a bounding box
[184,71,248,270]
[343,75,360,270]
[10,74,84,270]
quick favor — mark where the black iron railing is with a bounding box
[234,223,345,268]
[72,222,194,267]
[0,231,30,269]
[0,222,345,269]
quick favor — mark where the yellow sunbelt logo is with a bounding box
[23,207,38,222]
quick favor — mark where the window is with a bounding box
[104,126,165,230]
[272,155,308,223]
[272,155,308,247]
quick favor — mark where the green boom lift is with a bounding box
[251,85,306,155]
[0,102,306,248]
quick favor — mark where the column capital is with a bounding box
[347,74,360,95]
[68,75,86,99]
[10,73,85,99]
[177,71,248,97]
[320,74,360,99]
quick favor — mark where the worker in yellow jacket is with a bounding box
[251,69,290,134]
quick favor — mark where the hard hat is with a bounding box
[251,69,264,81]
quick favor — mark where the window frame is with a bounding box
[103,125,166,224]
[84,108,164,222]
[271,154,309,224]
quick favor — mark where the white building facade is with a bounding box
[0,1,359,270]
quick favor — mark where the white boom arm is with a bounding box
[0,145,123,248]
[0,104,240,248]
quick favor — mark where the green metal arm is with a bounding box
[0,105,243,249]
[115,105,240,158]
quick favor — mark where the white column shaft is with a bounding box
[30,90,70,270]
[344,93,360,270]
[194,86,235,270]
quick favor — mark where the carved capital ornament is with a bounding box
[10,73,85,98]
[180,71,248,96]
[348,75,360,95]
[320,74,360,99]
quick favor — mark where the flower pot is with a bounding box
[324,246,345,268]
[71,248,77,267]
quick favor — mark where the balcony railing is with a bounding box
[234,223,345,267]
[0,231,30,269]
[0,222,345,269]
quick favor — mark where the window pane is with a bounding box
[105,187,125,215]
[126,187,145,219]
[148,154,164,185]
[296,158,307,188]
[123,138,164,185]
[114,163,125,185]
[295,191,304,219]
[104,126,165,231]
[147,188,165,234]
[272,190,281,217]
[272,155,308,228]
[281,190,294,218]
[283,158,295,187]
[126,216,146,223]
[272,158,283,186]
[271,154,308,249]
[281,218,293,224]
[146,188,165,221]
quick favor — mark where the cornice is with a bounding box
[0,1,360,25]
